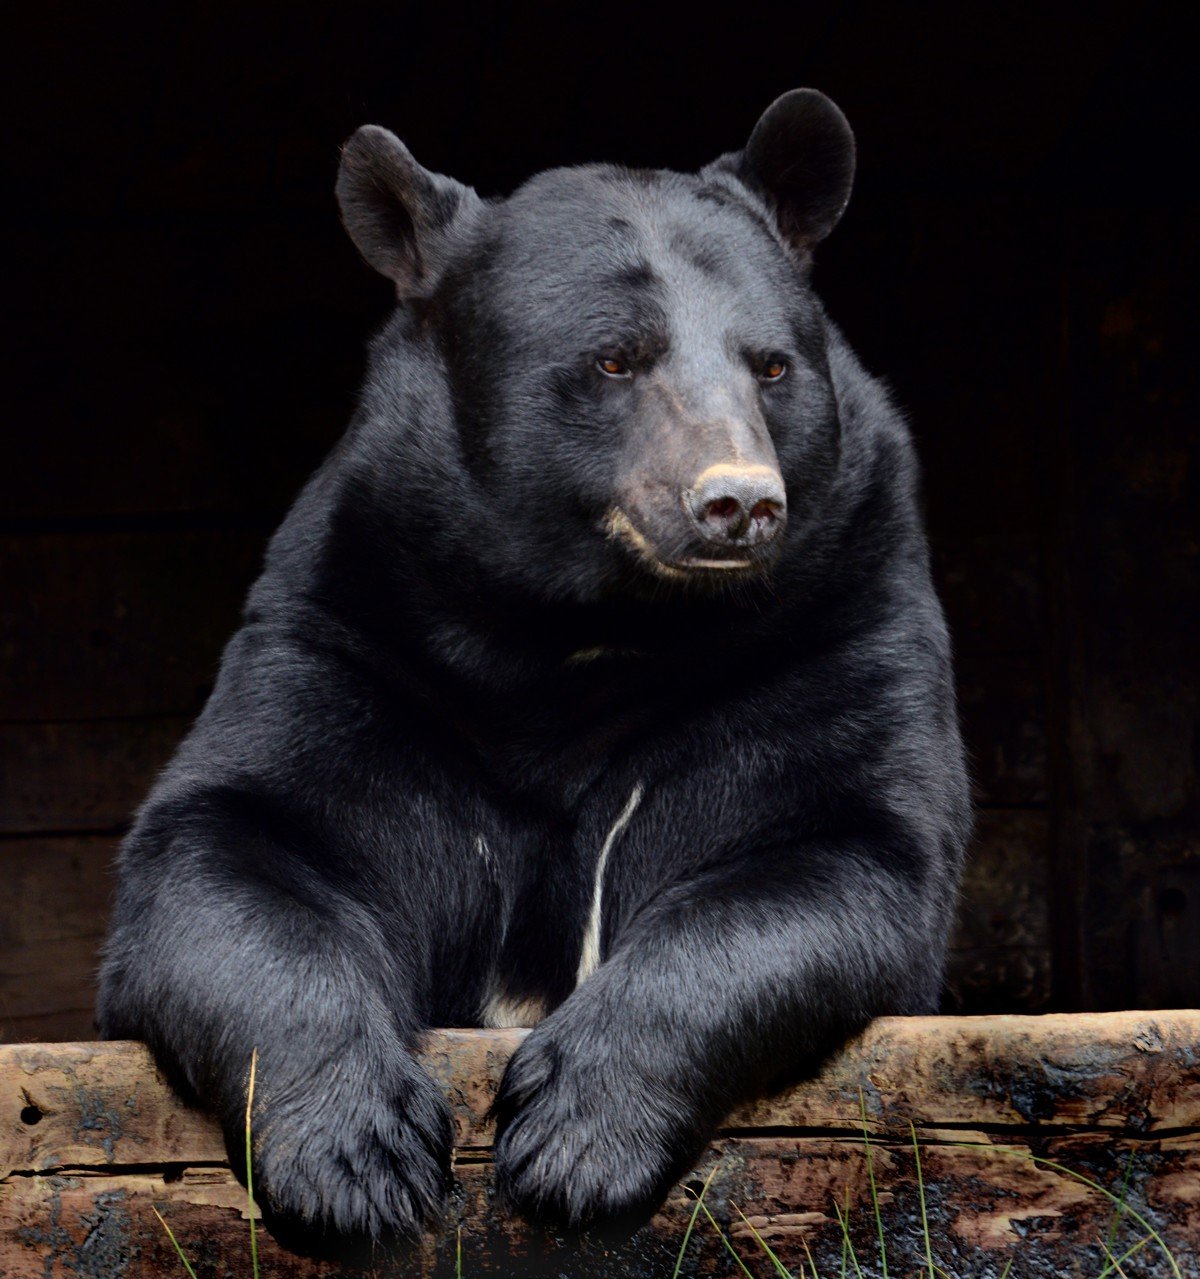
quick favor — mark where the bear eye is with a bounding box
[759,359,788,382]
[596,356,632,379]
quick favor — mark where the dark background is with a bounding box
[2,2,1196,1040]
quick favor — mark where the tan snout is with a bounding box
[685,462,787,547]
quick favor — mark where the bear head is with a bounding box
[335,89,855,608]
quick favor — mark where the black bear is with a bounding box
[98,89,970,1249]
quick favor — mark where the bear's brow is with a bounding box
[603,261,657,291]
[667,227,730,280]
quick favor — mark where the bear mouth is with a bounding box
[604,508,767,580]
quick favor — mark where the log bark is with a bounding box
[1,1012,1197,1277]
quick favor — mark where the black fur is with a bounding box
[98,89,970,1251]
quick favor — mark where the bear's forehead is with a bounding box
[495,165,780,277]
[479,165,793,334]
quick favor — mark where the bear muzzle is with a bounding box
[607,391,788,579]
[684,463,787,551]
[605,461,787,581]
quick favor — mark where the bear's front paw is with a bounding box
[234,1050,452,1256]
[492,1021,705,1232]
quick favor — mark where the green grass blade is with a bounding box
[1098,1232,1154,1279]
[801,1235,821,1279]
[831,1195,864,1279]
[997,1261,1013,1279]
[151,1206,200,1279]
[1101,1238,1130,1279]
[456,1223,463,1279]
[909,1123,935,1279]
[1105,1150,1136,1253]
[674,1163,721,1279]
[246,1048,260,1279]
[858,1091,888,1279]
[837,1186,854,1279]
[695,1198,758,1278]
[942,1140,1181,1279]
[733,1203,794,1278]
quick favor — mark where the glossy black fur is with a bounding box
[98,92,970,1253]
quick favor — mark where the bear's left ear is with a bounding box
[715,89,856,252]
[336,125,483,297]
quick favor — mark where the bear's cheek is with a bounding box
[468,414,622,570]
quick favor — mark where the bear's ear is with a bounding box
[727,89,856,252]
[336,125,482,297]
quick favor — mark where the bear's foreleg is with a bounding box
[98,825,453,1249]
[492,839,940,1230]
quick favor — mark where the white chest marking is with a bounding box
[575,783,644,986]
[481,992,550,1029]
[475,833,496,875]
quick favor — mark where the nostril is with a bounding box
[705,496,742,523]
[687,468,787,546]
[749,499,779,523]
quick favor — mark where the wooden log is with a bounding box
[1,1013,1196,1276]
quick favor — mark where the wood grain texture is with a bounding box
[955,655,1048,807]
[0,719,187,834]
[1051,208,1200,1014]
[1,1014,1196,1276]
[946,809,1053,1014]
[0,838,115,1043]
[0,532,264,720]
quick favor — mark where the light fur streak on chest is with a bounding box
[481,991,551,1029]
[576,782,644,986]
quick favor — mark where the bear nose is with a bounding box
[686,467,787,546]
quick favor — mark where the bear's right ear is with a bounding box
[336,125,482,297]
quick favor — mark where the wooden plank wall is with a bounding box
[3,5,1197,1040]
